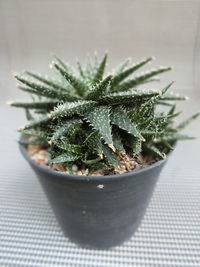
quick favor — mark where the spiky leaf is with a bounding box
[115,67,172,92]
[161,94,188,101]
[145,144,166,159]
[25,71,69,91]
[53,55,71,71]
[19,128,48,139]
[156,101,175,107]
[86,75,112,100]
[84,105,113,144]
[25,109,34,121]
[111,107,144,140]
[92,53,107,83]
[111,57,153,87]
[100,89,160,105]
[49,153,81,164]
[168,104,176,115]
[49,100,96,119]
[82,158,102,167]
[114,58,131,74]
[102,144,119,168]
[54,63,87,96]
[55,137,83,154]
[51,119,79,142]
[130,138,142,154]
[76,60,85,78]
[177,112,200,130]
[112,131,124,152]
[22,115,50,130]
[156,134,195,142]
[67,120,83,140]
[85,130,103,154]
[19,137,48,146]
[11,53,199,173]
[161,82,174,95]
[15,75,78,101]
[10,100,58,110]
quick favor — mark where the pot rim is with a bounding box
[19,136,174,181]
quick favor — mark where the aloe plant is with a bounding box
[9,53,199,173]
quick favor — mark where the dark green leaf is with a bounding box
[53,55,71,71]
[25,71,69,91]
[177,112,200,130]
[92,52,107,83]
[114,58,131,74]
[51,119,79,142]
[100,89,160,105]
[49,153,81,164]
[115,67,172,92]
[86,75,112,100]
[55,137,83,154]
[10,100,58,109]
[111,107,144,140]
[111,57,153,87]
[22,115,50,130]
[102,144,119,168]
[19,128,47,139]
[54,63,87,96]
[49,100,96,119]
[15,75,78,101]
[161,94,187,101]
[82,157,102,165]
[145,144,166,159]
[84,105,113,144]
[25,109,34,120]
[19,137,48,146]
[112,131,124,152]
[156,134,195,142]
[130,138,142,154]
[76,60,85,78]
[84,130,103,154]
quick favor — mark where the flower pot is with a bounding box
[19,139,170,249]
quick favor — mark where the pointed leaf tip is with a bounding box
[107,143,116,152]
[177,112,200,130]
[111,107,144,140]
[19,126,25,131]
[160,81,174,96]
[84,105,113,144]
[6,101,13,106]
[12,72,18,77]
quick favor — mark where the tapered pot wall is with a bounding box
[20,143,167,249]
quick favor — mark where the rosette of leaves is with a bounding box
[9,53,199,173]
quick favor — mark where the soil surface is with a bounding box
[26,144,158,176]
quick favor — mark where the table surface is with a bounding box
[0,91,200,267]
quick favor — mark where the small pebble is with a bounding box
[72,164,78,172]
[26,143,157,176]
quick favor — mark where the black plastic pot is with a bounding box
[19,141,170,249]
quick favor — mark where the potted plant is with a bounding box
[9,53,199,249]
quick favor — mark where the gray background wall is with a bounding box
[0,0,200,103]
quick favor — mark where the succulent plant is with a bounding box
[9,53,199,173]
